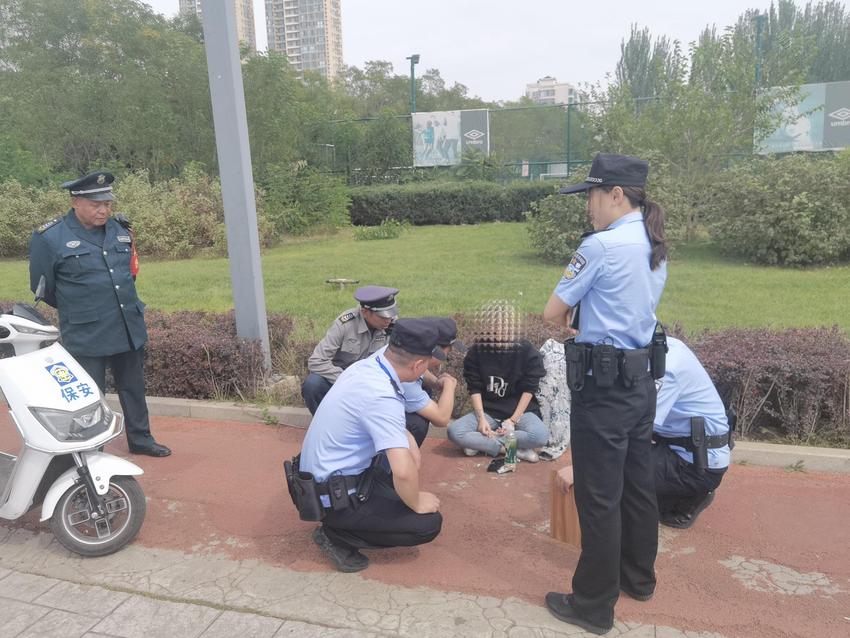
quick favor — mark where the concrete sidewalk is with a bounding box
[0,529,725,638]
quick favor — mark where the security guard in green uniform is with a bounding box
[301,286,398,414]
[28,171,171,457]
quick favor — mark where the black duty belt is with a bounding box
[564,340,653,391]
[654,432,732,450]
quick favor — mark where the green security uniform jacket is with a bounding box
[29,210,148,357]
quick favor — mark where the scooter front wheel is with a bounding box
[50,475,146,557]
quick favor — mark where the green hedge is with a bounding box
[348,180,555,226]
[707,151,850,266]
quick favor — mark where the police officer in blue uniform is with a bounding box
[298,319,444,572]
[542,154,669,634]
[652,337,731,528]
[401,317,464,447]
[28,171,170,457]
[301,286,399,415]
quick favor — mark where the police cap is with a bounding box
[60,171,115,201]
[389,318,445,361]
[423,316,467,353]
[558,153,648,194]
[354,285,399,319]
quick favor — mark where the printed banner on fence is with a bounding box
[757,80,850,154]
[412,109,490,166]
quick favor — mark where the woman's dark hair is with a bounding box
[599,185,668,270]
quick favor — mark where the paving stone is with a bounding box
[16,608,100,638]
[33,580,130,618]
[0,571,60,602]
[91,595,220,638]
[0,597,50,637]
[199,610,282,638]
[274,620,380,637]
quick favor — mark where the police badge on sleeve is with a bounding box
[563,252,587,280]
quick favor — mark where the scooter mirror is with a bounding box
[34,275,46,304]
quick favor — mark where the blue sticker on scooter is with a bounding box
[45,362,78,387]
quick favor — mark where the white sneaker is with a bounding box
[516,449,540,463]
[463,448,480,457]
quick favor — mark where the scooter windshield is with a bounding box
[12,304,51,326]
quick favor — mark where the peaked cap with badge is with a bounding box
[558,153,649,194]
[354,285,399,319]
[61,171,116,201]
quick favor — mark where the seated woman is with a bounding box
[447,301,548,462]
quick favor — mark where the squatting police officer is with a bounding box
[301,285,398,414]
[28,171,170,457]
[651,336,731,528]
[557,336,732,530]
[543,153,669,634]
[298,318,444,572]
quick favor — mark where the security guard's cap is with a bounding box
[390,318,446,361]
[424,317,467,353]
[354,285,399,319]
[61,171,115,201]
[558,153,648,194]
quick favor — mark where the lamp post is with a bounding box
[406,54,420,113]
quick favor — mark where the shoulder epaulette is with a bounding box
[114,212,132,230]
[339,311,356,323]
[37,218,61,234]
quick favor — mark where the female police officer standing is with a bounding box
[542,153,668,635]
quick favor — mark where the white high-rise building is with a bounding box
[179,0,257,54]
[265,0,343,81]
[525,76,578,105]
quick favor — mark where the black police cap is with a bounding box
[559,153,648,194]
[389,318,445,360]
[60,171,115,201]
[422,316,467,353]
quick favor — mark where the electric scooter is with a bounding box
[0,281,146,556]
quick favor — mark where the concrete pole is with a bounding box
[201,0,271,370]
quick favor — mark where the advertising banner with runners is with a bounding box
[412,109,490,166]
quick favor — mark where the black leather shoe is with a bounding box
[312,527,369,573]
[620,585,654,601]
[544,592,612,635]
[129,443,172,457]
[661,491,715,529]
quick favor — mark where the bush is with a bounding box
[524,192,590,263]
[707,152,850,266]
[353,218,409,241]
[688,327,850,445]
[116,165,277,259]
[0,180,68,257]
[260,162,350,236]
[348,180,554,226]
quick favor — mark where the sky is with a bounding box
[143,1,835,102]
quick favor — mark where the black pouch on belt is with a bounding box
[620,349,648,388]
[592,344,618,388]
[355,453,383,503]
[564,339,587,392]
[690,416,709,473]
[649,323,668,380]
[327,474,350,512]
[284,455,326,522]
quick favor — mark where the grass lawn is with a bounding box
[0,222,847,340]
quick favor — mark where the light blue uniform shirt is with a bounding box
[300,351,410,484]
[554,211,667,349]
[654,338,731,469]
[374,345,431,414]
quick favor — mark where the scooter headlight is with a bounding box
[30,401,114,442]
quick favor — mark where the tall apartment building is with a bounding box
[525,76,578,105]
[179,0,257,53]
[265,0,344,81]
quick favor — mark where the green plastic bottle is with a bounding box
[503,423,517,471]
